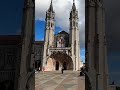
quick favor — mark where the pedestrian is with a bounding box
[39,67,40,72]
[61,67,64,74]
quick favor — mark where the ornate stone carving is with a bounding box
[88,0,96,6]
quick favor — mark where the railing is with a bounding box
[0,70,15,82]
[49,47,71,56]
[49,47,71,50]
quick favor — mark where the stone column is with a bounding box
[18,0,35,90]
[96,1,109,90]
[86,0,96,90]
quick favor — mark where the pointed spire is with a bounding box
[73,0,75,3]
[48,0,54,12]
[72,0,76,11]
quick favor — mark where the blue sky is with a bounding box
[0,0,23,35]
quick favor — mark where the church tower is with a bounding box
[69,0,80,71]
[42,0,55,67]
[85,0,109,90]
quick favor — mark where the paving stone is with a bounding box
[35,71,85,90]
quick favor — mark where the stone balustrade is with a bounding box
[0,70,15,82]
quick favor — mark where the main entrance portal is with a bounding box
[45,51,73,71]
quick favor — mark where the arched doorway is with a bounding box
[45,51,73,71]
[63,62,67,70]
[38,61,41,68]
[56,61,59,70]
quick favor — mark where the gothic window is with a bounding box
[74,40,76,55]
[35,49,37,55]
[35,49,40,56]
[48,22,50,26]
[37,49,40,55]
[76,22,78,26]
[51,23,52,27]
[5,48,17,65]
[89,0,96,6]
[75,14,77,18]
[7,54,15,65]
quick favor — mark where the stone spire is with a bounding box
[69,0,79,71]
[70,0,78,19]
[72,0,76,11]
[48,0,54,12]
[43,0,55,69]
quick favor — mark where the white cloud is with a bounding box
[35,0,85,48]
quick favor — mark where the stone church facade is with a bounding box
[42,0,82,71]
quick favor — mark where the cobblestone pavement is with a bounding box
[35,71,85,90]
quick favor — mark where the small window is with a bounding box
[73,21,75,26]
[76,22,78,26]
[51,23,52,27]
[48,22,50,26]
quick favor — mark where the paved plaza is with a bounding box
[35,71,85,90]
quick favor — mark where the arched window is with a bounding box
[73,21,75,26]
[51,23,52,27]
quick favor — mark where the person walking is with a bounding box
[61,67,64,74]
[39,67,41,72]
